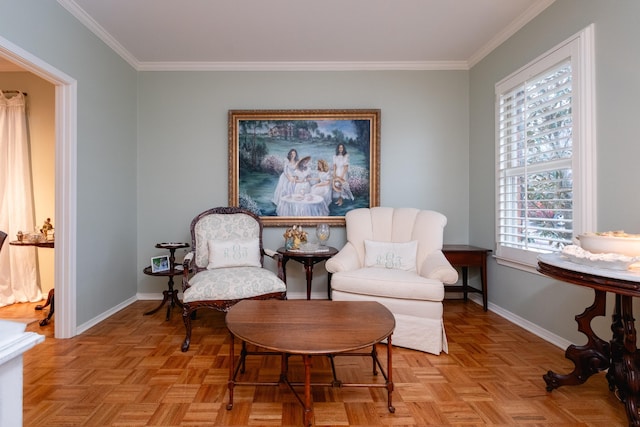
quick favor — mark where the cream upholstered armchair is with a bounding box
[181,207,287,352]
[325,207,458,354]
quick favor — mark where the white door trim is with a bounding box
[0,35,77,338]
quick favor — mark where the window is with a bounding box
[495,25,596,271]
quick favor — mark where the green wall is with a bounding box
[469,0,640,342]
[136,70,470,297]
[0,0,138,324]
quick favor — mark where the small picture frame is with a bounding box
[151,255,170,273]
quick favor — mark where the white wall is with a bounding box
[136,70,470,297]
[469,0,640,343]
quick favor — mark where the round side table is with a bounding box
[277,246,338,300]
[143,266,185,320]
[143,242,189,320]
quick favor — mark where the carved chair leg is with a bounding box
[182,306,193,352]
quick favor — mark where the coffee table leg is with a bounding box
[303,355,313,426]
[387,335,395,413]
[227,333,235,410]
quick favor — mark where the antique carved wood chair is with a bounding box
[326,207,458,354]
[180,207,286,352]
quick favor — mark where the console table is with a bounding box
[9,240,55,326]
[442,244,491,311]
[538,253,640,427]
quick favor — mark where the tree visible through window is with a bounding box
[498,61,573,253]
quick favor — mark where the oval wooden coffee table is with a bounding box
[226,300,396,426]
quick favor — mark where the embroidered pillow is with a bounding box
[364,240,418,271]
[207,238,261,269]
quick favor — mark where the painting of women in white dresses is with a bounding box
[230,110,379,224]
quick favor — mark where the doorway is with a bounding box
[0,36,77,338]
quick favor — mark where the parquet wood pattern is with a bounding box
[1,299,628,426]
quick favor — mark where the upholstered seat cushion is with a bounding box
[330,268,445,301]
[183,267,286,303]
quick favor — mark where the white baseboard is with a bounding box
[76,295,138,335]
[136,292,179,300]
[466,294,571,350]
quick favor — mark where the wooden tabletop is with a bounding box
[538,253,640,297]
[276,246,338,259]
[442,244,491,252]
[226,300,395,355]
[9,240,54,248]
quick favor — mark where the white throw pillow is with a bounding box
[207,238,261,269]
[364,240,418,271]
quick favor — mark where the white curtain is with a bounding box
[0,91,41,307]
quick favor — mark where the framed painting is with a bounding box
[229,109,380,226]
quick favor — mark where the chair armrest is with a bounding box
[263,248,286,282]
[182,251,194,289]
[325,243,361,273]
[182,251,194,269]
[263,248,278,259]
[420,250,459,284]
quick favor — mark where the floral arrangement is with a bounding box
[283,225,308,250]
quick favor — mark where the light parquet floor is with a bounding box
[1,299,628,426]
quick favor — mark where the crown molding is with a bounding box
[59,0,553,72]
[468,0,556,67]
[136,60,470,72]
[57,0,140,70]
[57,0,469,72]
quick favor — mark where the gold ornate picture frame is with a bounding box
[229,109,380,226]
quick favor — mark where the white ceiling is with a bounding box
[2,0,554,72]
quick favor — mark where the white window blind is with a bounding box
[494,25,596,271]
[498,60,573,254]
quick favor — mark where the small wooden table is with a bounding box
[277,246,338,300]
[143,242,189,320]
[142,266,184,320]
[226,300,395,426]
[538,254,640,427]
[442,244,491,311]
[9,240,55,325]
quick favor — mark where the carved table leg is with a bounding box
[620,296,640,426]
[387,334,395,413]
[544,289,610,391]
[303,355,313,427]
[227,333,235,410]
[608,294,625,391]
[303,260,314,300]
[41,293,55,326]
[35,289,55,326]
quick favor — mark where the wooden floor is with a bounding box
[1,299,628,426]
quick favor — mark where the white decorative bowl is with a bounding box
[577,232,640,257]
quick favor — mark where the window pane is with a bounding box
[497,60,573,254]
[526,168,573,251]
[495,26,596,270]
